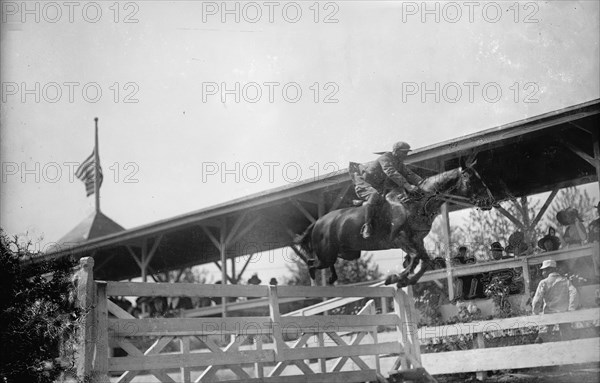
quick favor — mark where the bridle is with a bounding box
[435,166,496,209]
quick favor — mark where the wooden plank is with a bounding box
[282,314,400,330]
[281,342,401,362]
[269,333,312,377]
[224,370,377,383]
[417,308,600,340]
[109,317,271,337]
[115,336,174,383]
[183,297,305,318]
[276,285,395,298]
[106,281,269,298]
[421,338,600,375]
[328,332,371,371]
[107,300,135,320]
[109,349,277,372]
[197,335,251,381]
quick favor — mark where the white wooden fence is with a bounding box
[72,257,425,383]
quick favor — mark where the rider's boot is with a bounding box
[360,201,376,239]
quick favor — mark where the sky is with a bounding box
[1,1,599,281]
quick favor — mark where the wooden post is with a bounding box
[522,258,532,301]
[473,333,487,381]
[268,285,285,360]
[441,203,455,300]
[180,337,191,383]
[75,257,95,380]
[92,281,110,383]
[393,288,410,370]
[255,335,264,378]
[405,287,422,363]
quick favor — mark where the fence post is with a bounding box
[92,281,110,383]
[268,285,285,360]
[75,257,95,380]
[393,288,410,370]
[473,333,487,381]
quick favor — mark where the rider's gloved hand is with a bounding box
[405,184,419,194]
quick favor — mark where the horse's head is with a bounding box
[459,155,497,209]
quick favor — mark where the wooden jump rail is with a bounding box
[72,257,429,383]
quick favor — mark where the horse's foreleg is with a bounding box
[328,265,338,285]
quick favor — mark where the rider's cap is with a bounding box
[392,141,411,153]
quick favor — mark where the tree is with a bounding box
[0,229,82,383]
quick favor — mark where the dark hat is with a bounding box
[248,274,262,285]
[537,227,561,251]
[269,278,278,285]
[556,208,581,226]
[458,245,467,252]
[490,242,504,252]
[505,231,529,255]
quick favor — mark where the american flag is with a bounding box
[75,151,103,197]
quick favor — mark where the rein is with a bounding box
[434,166,496,209]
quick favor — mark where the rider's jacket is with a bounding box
[360,152,423,192]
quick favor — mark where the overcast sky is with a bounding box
[1,1,599,279]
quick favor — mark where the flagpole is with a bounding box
[94,117,100,213]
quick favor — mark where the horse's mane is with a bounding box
[419,168,462,193]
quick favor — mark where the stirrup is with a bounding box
[360,224,372,239]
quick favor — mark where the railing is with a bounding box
[73,257,422,383]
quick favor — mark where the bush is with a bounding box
[0,230,83,383]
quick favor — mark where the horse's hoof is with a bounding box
[328,277,337,285]
[308,267,316,281]
[385,274,399,285]
[396,279,409,288]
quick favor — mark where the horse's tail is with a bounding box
[293,222,315,269]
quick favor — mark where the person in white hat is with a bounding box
[531,259,579,342]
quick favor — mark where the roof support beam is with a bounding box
[228,216,261,246]
[235,253,254,284]
[213,261,236,284]
[225,211,248,245]
[290,199,316,223]
[529,188,559,232]
[330,184,351,211]
[562,140,596,167]
[569,121,594,135]
[495,205,525,230]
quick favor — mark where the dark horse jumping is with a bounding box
[294,159,491,288]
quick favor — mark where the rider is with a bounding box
[352,141,423,239]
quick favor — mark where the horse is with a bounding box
[294,160,492,288]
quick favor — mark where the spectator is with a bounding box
[505,231,529,257]
[248,274,262,285]
[588,202,600,243]
[489,242,504,260]
[537,227,561,252]
[269,277,278,286]
[557,208,587,245]
[532,260,579,342]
